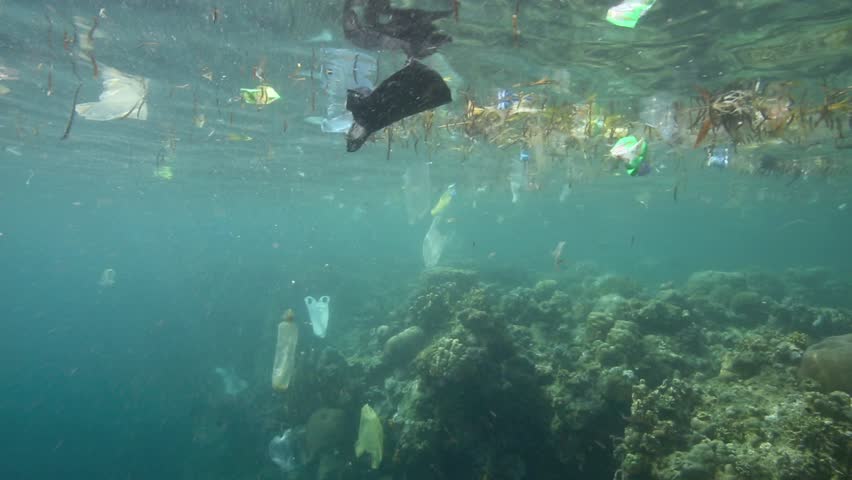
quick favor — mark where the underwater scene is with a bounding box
[1,0,852,479]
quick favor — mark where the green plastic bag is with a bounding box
[606,0,656,28]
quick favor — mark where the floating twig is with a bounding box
[87,15,98,42]
[61,84,82,140]
[386,126,393,161]
[88,51,99,78]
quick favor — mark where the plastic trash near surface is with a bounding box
[706,145,732,168]
[422,215,451,268]
[640,94,679,143]
[611,135,650,176]
[269,426,306,473]
[318,48,377,133]
[403,161,432,224]
[430,183,456,217]
[509,148,530,203]
[497,88,519,111]
[75,65,149,121]
[271,314,299,391]
[606,0,656,28]
[304,296,330,338]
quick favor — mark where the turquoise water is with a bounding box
[1,1,851,479]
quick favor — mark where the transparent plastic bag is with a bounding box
[318,48,377,133]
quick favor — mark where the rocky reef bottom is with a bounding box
[194,266,852,480]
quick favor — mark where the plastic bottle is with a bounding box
[271,309,299,391]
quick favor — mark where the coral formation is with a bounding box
[799,333,852,394]
[220,266,852,480]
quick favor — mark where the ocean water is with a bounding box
[1,1,851,479]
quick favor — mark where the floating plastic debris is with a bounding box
[640,94,679,143]
[271,309,299,391]
[559,183,572,203]
[610,136,649,176]
[706,145,731,168]
[423,216,450,268]
[431,184,456,217]
[214,367,248,396]
[319,48,377,133]
[509,148,530,203]
[269,426,306,472]
[306,29,334,43]
[355,404,383,469]
[606,0,656,28]
[240,85,280,106]
[304,296,330,338]
[153,165,173,180]
[0,66,19,81]
[497,89,519,111]
[76,66,148,121]
[98,268,116,287]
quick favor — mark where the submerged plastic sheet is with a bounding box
[403,161,432,224]
[319,48,376,133]
[269,426,306,473]
[75,65,149,121]
[422,216,450,268]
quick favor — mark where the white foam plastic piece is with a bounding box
[304,296,330,338]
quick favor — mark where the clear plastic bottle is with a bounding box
[271,309,299,391]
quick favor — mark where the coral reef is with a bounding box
[218,266,852,480]
[799,333,852,394]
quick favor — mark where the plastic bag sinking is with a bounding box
[422,215,451,268]
[75,66,149,121]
